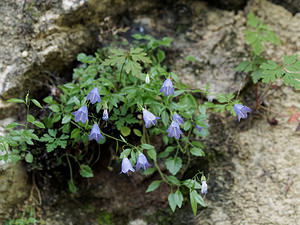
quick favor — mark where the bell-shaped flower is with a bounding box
[201,180,207,194]
[87,87,101,104]
[234,104,251,121]
[89,123,103,142]
[136,152,151,171]
[143,109,160,128]
[145,74,150,84]
[120,157,135,174]
[72,105,88,124]
[167,121,183,140]
[102,109,109,121]
[196,121,210,132]
[173,113,184,125]
[160,78,174,97]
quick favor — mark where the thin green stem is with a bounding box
[154,161,169,185]
[66,155,73,181]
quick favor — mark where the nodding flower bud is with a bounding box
[102,108,109,121]
[145,74,150,84]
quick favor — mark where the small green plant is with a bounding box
[5,208,38,225]
[1,33,252,215]
[235,13,300,90]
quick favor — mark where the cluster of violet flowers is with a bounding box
[72,78,252,195]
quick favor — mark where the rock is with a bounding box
[271,0,300,14]
[0,162,30,222]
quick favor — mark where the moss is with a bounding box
[97,211,115,225]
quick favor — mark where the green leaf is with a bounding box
[183,120,192,131]
[7,98,25,104]
[141,144,155,150]
[185,56,196,62]
[190,190,198,215]
[143,167,156,175]
[80,165,94,178]
[120,149,131,159]
[25,152,33,163]
[193,190,205,207]
[62,115,71,124]
[133,129,142,137]
[157,49,165,63]
[43,96,53,104]
[183,179,201,189]
[31,99,42,108]
[166,175,180,186]
[27,114,35,123]
[68,180,77,194]
[120,126,131,137]
[147,149,157,162]
[282,72,300,89]
[161,111,169,127]
[166,157,182,175]
[253,39,264,55]
[71,128,80,139]
[32,121,45,129]
[247,13,259,28]
[146,180,162,193]
[174,189,184,208]
[234,60,251,72]
[5,122,24,129]
[49,104,60,113]
[168,192,177,212]
[190,147,205,157]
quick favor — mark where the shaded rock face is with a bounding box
[0,162,30,221]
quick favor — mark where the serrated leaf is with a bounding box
[166,157,182,175]
[185,56,195,62]
[284,54,298,66]
[234,60,251,72]
[80,165,94,178]
[5,122,24,129]
[31,99,42,108]
[183,120,192,131]
[146,180,162,193]
[190,147,205,157]
[71,128,80,139]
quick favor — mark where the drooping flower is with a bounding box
[234,104,251,121]
[196,121,210,132]
[201,180,207,194]
[120,157,135,174]
[136,152,151,171]
[102,109,109,121]
[160,78,174,97]
[167,121,183,140]
[173,113,184,125]
[89,123,103,142]
[143,109,160,128]
[145,74,150,84]
[72,105,88,124]
[87,87,101,104]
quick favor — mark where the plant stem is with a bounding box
[154,161,170,185]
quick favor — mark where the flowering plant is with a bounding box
[1,34,249,215]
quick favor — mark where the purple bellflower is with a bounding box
[136,153,151,171]
[87,87,101,104]
[102,109,109,121]
[167,121,183,140]
[89,123,103,142]
[160,78,175,97]
[72,105,88,124]
[234,104,251,121]
[196,121,210,132]
[143,109,160,128]
[201,180,208,194]
[173,113,184,125]
[120,157,135,174]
